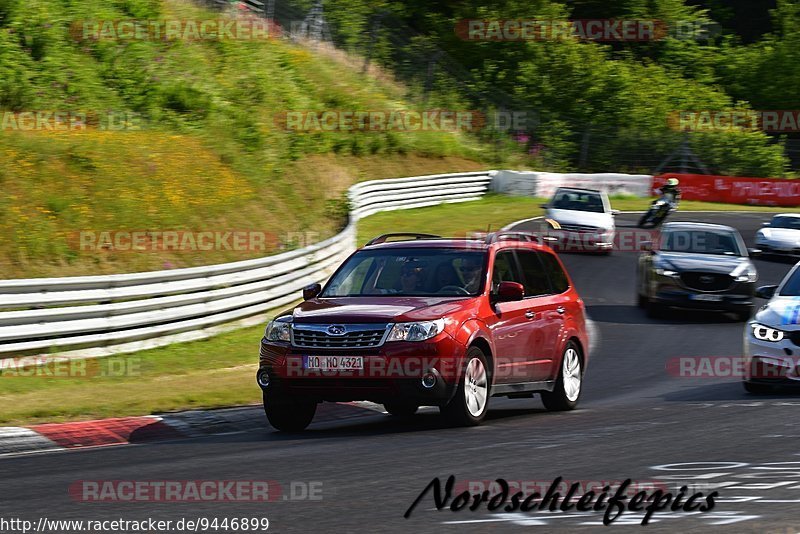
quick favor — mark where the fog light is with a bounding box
[257,370,271,388]
[421,371,437,389]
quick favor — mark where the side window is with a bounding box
[491,250,523,294]
[540,252,570,294]
[516,250,551,297]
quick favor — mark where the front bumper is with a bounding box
[549,230,614,253]
[759,243,800,256]
[649,275,754,311]
[257,333,466,405]
[743,327,800,384]
[652,289,754,311]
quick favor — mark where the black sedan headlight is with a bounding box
[655,268,679,278]
[732,263,758,283]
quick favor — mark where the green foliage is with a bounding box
[0,0,487,277]
[690,130,788,177]
[279,0,794,177]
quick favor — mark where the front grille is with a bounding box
[559,223,601,233]
[292,324,389,349]
[680,272,735,292]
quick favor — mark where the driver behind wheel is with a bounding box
[434,262,461,293]
[398,260,425,293]
[459,257,483,294]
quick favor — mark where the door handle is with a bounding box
[525,310,536,319]
[556,306,566,315]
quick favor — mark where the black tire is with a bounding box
[383,401,419,417]
[541,341,583,411]
[263,391,317,432]
[743,381,774,394]
[441,346,491,426]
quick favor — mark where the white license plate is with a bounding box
[691,294,723,302]
[303,355,364,370]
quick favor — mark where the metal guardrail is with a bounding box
[0,172,493,355]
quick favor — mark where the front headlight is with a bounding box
[751,323,785,342]
[732,262,758,283]
[265,317,292,342]
[655,268,678,277]
[386,319,445,342]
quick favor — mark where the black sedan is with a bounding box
[636,222,760,321]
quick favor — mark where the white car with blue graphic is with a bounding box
[744,262,800,392]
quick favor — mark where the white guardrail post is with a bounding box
[0,171,494,358]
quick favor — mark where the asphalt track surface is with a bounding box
[4,212,800,534]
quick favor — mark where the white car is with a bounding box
[743,264,800,393]
[755,214,800,256]
[542,187,618,254]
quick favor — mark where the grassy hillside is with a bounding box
[0,0,497,278]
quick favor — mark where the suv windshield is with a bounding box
[771,216,800,230]
[322,248,487,297]
[661,229,744,256]
[551,190,605,213]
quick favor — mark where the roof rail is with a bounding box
[484,231,558,246]
[365,233,442,246]
[484,231,535,244]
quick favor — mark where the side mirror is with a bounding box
[611,209,621,216]
[748,248,762,257]
[755,285,778,299]
[495,281,525,302]
[302,283,322,300]
[640,241,653,252]
[762,222,771,227]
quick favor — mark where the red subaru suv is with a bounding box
[257,232,589,431]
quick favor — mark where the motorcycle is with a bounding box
[638,195,677,228]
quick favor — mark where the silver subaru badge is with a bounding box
[327,325,346,336]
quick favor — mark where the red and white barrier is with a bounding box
[656,173,800,207]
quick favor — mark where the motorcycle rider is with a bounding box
[639,177,681,228]
[658,178,681,208]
